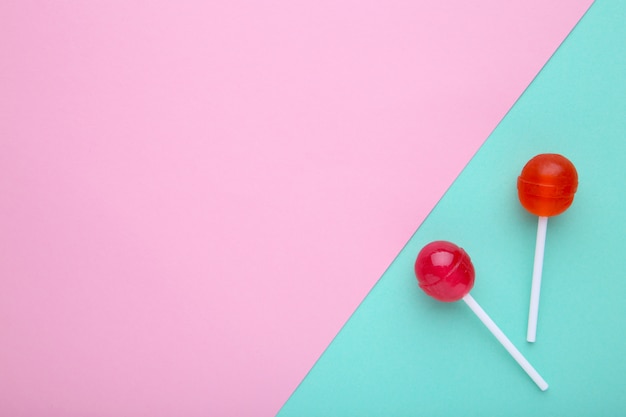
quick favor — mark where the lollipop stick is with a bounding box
[527,216,548,342]
[462,294,548,391]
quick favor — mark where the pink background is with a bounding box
[1,1,590,416]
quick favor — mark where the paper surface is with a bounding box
[0,1,592,415]
[278,1,626,414]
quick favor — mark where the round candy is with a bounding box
[414,241,475,302]
[517,153,578,217]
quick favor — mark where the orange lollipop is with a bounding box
[518,153,578,217]
[517,154,578,342]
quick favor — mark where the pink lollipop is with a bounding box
[415,241,548,390]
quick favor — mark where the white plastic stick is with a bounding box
[462,293,548,391]
[527,216,548,343]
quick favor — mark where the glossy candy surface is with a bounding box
[414,241,475,302]
[517,153,578,217]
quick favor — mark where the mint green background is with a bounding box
[278,0,626,415]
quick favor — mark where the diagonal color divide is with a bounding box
[278,0,626,415]
[0,1,591,416]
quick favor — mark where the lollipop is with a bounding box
[518,154,578,342]
[415,241,548,391]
